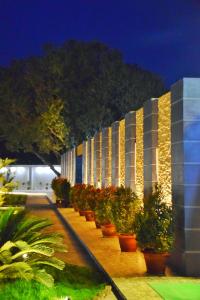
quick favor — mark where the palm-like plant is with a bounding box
[0,209,67,286]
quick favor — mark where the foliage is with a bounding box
[3,194,27,206]
[94,186,116,225]
[0,40,165,152]
[112,186,141,234]
[0,264,105,300]
[0,158,17,206]
[51,177,71,207]
[134,186,174,253]
[0,208,66,286]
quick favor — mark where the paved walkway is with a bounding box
[26,196,92,267]
[59,208,147,277]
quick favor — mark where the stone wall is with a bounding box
[61,78,200,275]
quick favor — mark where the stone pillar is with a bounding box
[111,121,120,186]
[94,132,102,187]
[143,98,158,198]
[87,138,94,185]
[171,78,200,276]
[72,147,76,186]
[61,154,64,176]
[82,141,88,184]
[102,127,112,187]
[125,111,136,190]
[119,120,125,186]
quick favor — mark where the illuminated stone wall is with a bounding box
[87,138,94,185]
[125,111,136,190]
[101,127,112,187]
[94,132,102,187]
[143,99,158,198]
[136,108,144,199]
[82,141,88,184]
[119,119,125,186]
[158,92,172,202]
[111,121,120,186]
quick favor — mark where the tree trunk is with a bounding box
[32,151,61,177]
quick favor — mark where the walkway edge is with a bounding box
[46,197,127,300]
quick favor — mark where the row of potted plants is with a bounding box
[70,183,174,274]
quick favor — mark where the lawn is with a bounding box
[0,264,105,300]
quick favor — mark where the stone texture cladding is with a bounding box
[136,108,144,198]
[111,121,120,186]
[87,138,94,185]
[94,132,102,187]
[82,141,88,184]
[158,92,172,203]
[101,127,112,187]
[119,119,125,186]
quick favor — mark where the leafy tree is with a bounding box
[0,40,165,162]
[0,62,68,176]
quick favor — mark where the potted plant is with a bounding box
[83,185,97,221]
[95,186,117,237]
[134,185,173,274]
[112,186,141,252]
[51,177,71,207]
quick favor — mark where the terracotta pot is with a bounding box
[84,210,95,222]
[101,224,117,238]
[79,210,85,216]
[118,234,137,252]
[143,251,169,274]
[73,205,79,212]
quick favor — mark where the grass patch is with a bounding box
[0,264,105,300]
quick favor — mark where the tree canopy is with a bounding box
[0,40,166,168]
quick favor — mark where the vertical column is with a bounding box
[82,141,88,184]
[72,147,76,186]
[94,132,102,187]
[61,155,64,176]
[119,119,125,186]
[125,111,136,190]
[87,138,94,185]
[111,121,120,186]
[136,108,144,199]
[158,92,172,203]
[143,98,158,198]
[171,78,200,276]
[101,127,112,187]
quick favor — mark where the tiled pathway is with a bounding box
[26,196,91,267]
[59,208,147,277]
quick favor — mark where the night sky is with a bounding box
[0,0,200,87]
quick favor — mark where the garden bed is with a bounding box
[0,264,106,300]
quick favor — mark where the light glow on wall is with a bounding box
[119,119,125,186]
[158,92,172,203]
[136,108,144,199]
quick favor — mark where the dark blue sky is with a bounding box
[0,0,200,86]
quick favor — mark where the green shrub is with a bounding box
[51,177,71,207]
[134,186,174,253]
[94,186,116,225]
[112,186,141,234]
